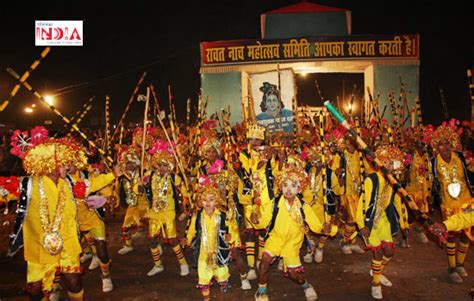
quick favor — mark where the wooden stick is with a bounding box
[7,68,113,164]
[140,87,150,179]
[1,47,51,111]
[111,72,147,141]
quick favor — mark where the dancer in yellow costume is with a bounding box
[66,144,122,293]
[144,138,189,277]
[235,124,276,280]
[182,175,239,301]
[199,136,252,290]
[430,122,473,283]
[339,137,365,254]
[356,145,409,300]
[404,126,432,243]
[117,147,149,255]
[8,127,85,301]
[254,163,336,301]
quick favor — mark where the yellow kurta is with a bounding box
[147,173,187,239]
[356,172,408,248]
[341,150,363,222]
[436,153,472,220]
[122,171,148,228]
[72,171,115,238]
[239,151,276,230]
[405,150,432,213]
[330,153,344,196]
[23,176,81,264]
[302,166,326,223]
[186,210,238,285]
[262,196,337,267]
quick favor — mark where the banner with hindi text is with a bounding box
[201,34,419,65]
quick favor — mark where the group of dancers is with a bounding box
[1,113,473,300]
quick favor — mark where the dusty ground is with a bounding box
[1,208,473,301]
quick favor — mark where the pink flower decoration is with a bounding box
[149,139,174,155]
[404,153,412,166]
[198,174,212,187]
[300,149,309,162]
[30,126,49,145]
[208,160,224,175]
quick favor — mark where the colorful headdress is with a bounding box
[201,119,218,138]
[404,125,424,143]
[246,124,265,140]
[132,127,158,149]
[196,174,225,209]
[118,146,141,166]
[199,137,222,157]
[301,145,322,165]
[61,137,88,170]
[375,145,406,173]
[430,119,462,151]
[148,139,175,170]
[324,126,345,149]
[23,140,78,176]
[275,165,309,192]
[10,127,79,176]
[206,160,239,193]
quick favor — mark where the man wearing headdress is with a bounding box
[143,139,190,277]
[117,147,149,255]
[8,127,86,300]
[65,143,122,293]
[235,124,276,280]
[430,121,473,283]
[338,135,366,254]
[201,135,254,290]
[356,145,409,300]
[254,162,336,301]
[404,125,432,243]
[182,176,239,301]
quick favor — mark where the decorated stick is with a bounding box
[105,95,112,164]
[7,68,113,164]
[186,98,191,127]
[415,97,423,125]
[119,125,124,145]
[323,100,435,224]
[111,72,147,141]
[467,69,474,125]
[317,111,329,224]
[56,96,95,137]
[1,47,51,112]
[67,103,93,134]
[315,80,324,104]
[140,87,150,179]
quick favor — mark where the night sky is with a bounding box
[0,0,472,129]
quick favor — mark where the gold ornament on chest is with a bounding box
[439,159,462,199]
[152,175,169,212]
[39,178,66,255]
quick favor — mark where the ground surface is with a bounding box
[1,208,473,301]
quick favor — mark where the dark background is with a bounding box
[0,0,472,129]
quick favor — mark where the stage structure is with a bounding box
[200,2,420,132]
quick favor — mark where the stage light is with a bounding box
[24,107,34,113]
[44,95,54,106]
